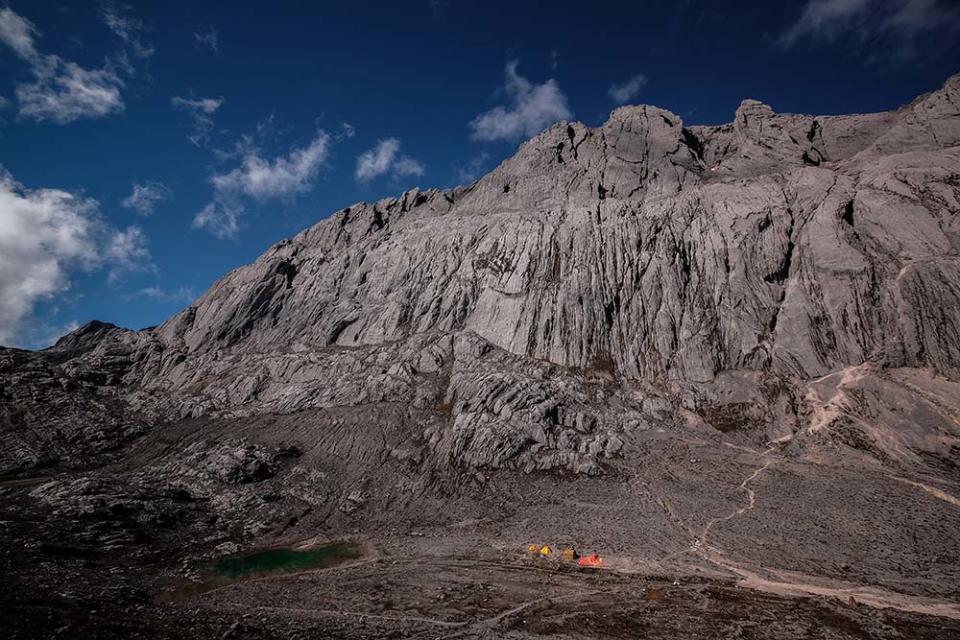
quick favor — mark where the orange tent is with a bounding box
[578,553,603,567]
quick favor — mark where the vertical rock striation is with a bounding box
[154,74,960,382]
[3,74,960,479]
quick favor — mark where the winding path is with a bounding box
[688,447,960,620]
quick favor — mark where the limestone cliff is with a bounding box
[155,74,960,383]
[4,74,960,482]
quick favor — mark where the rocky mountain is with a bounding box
[3,75,960,639]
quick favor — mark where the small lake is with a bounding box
[214,542,363,578]
[158,541,364,603]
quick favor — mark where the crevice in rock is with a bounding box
[681,128,705,165]
[566,125,578,160]
[764,239,794,285]
[276,260,298,289]
[768,289,787,333]
[758,213,772,233]
[802,149,822,166]
[327,317,358,345]
[603,292,622,329]
[371,207,385,231]
[675,241,692,281]
[841,200,855,227]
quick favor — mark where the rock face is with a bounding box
[152,75,960,385]
[3,75,960,480]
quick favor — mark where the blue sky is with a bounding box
[1,0,958,348]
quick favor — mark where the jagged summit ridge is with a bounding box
[143,74,960,383]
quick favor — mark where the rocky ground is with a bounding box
[3,387,960,638]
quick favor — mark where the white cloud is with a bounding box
[194,26,219,54]
[608,74,647,104]
[0,7,148,124]
[355,138,425,183]
[105,226,151,282]
[194,131,331,238]
[469,60,572,142]
[0,7,38,59]
[16,62,124,124]
[779,0,960,56]
[122,181,172,216]
[0,168,151,345]
[171,94,224,146]
[171,96,223,114]
[780,0,871,45]
[356,140,397,182]
[212,131,331,200]
[192,200,240,239]
[106,226,148,261]
[884,0,959,36]
[393,155,426,177]
[135,285,196,304]
[101,5,153,59]
[340,122,356,138]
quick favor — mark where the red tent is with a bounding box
[578,553,603,567]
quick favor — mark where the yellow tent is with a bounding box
[539,545,553,557]
[561,548,577,561]
[527,544,539,554]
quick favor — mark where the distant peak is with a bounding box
[607,104,683,127]
[736,99,775,121]
[47,320,121,353]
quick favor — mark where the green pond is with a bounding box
[214,542,363,578]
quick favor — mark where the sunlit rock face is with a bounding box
[3,74,960,481]
[155,74,960,384]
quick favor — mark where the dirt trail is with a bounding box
[892,476,960,508]
[694,439,783,559]
[0,476,50,489]
[806,365,872,434]
[687,448,960,620]
[732,564,960,620]
[698,459,774,546]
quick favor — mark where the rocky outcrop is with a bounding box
[0,346,151,474]
[147,75,960,387]
[3,75,960,481]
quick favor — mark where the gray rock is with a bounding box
[138,74,960,387]
[3,74,960,481]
